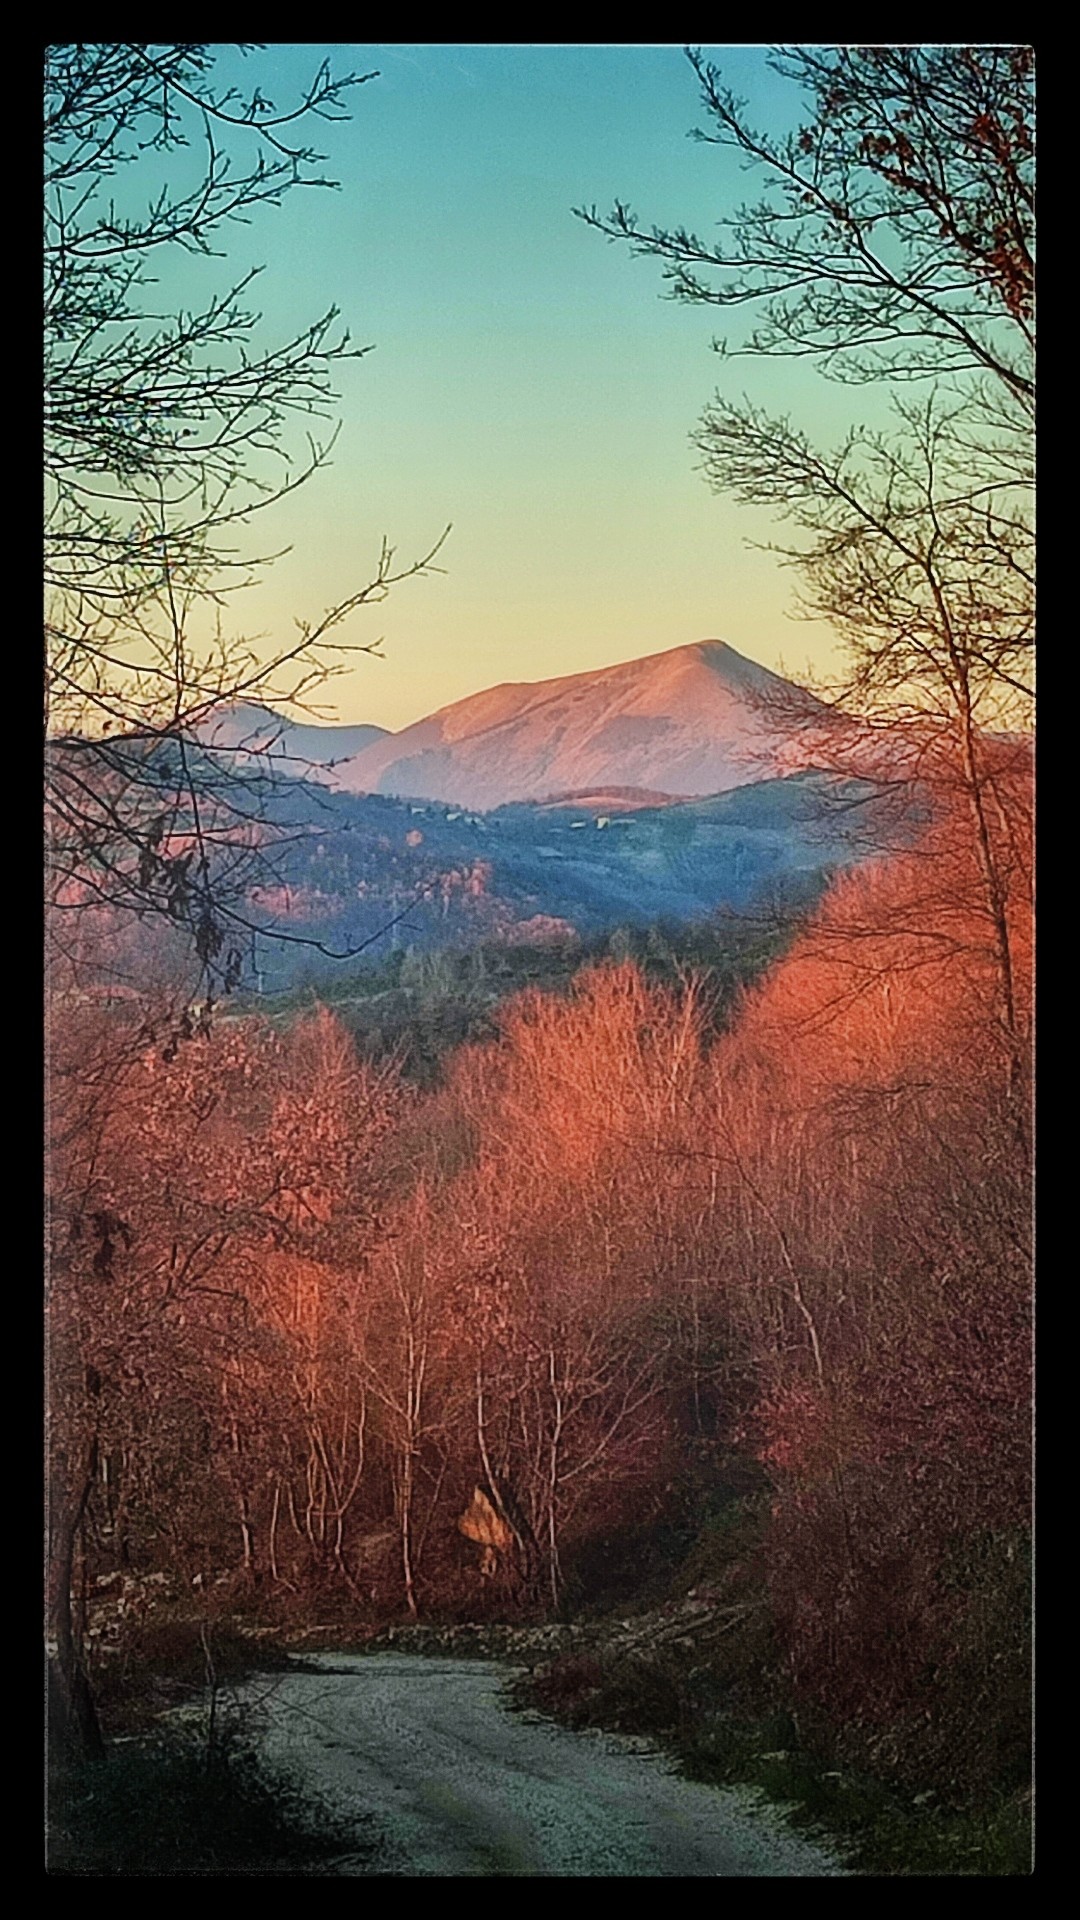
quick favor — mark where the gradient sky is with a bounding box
[169,45,867,732]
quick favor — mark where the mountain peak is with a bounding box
[334,639,825,809]
[643,637,798,684]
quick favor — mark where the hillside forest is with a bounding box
[48,752,1032,1817]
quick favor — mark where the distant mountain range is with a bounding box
[196,701,388,781]
[204,642,834,810]
[61,641,914,994]
[180,643,886,991]
[237,764,906,995]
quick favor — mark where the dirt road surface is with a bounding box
[241,1651,845,1876]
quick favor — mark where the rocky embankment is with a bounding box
[275,1587,739,1668]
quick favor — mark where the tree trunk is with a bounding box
[401,1444,417,1618]
[547,1355,565,1611]
[48,1439,103,1763]
[958,710,1021,1088]
[230,1418,259,1583]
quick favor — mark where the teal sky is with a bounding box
[176,45,861,730]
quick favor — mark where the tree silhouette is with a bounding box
[45,44,447,994]
[578,44,1033,1081]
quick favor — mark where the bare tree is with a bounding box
[45,43,448,992]
[579,47,1033,396]
[578,44,1033,1080]
[359,1188,465,1618]
[46,996,399,1750]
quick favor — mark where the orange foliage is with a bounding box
[47,765,1032,1770]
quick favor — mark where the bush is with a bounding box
[47,1722,367,1875]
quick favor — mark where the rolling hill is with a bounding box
[196,701,388,781]
[238,766,903,994]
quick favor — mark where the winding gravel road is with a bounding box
[241,1651,844,1876]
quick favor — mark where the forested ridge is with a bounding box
[47,759,1031,1863]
